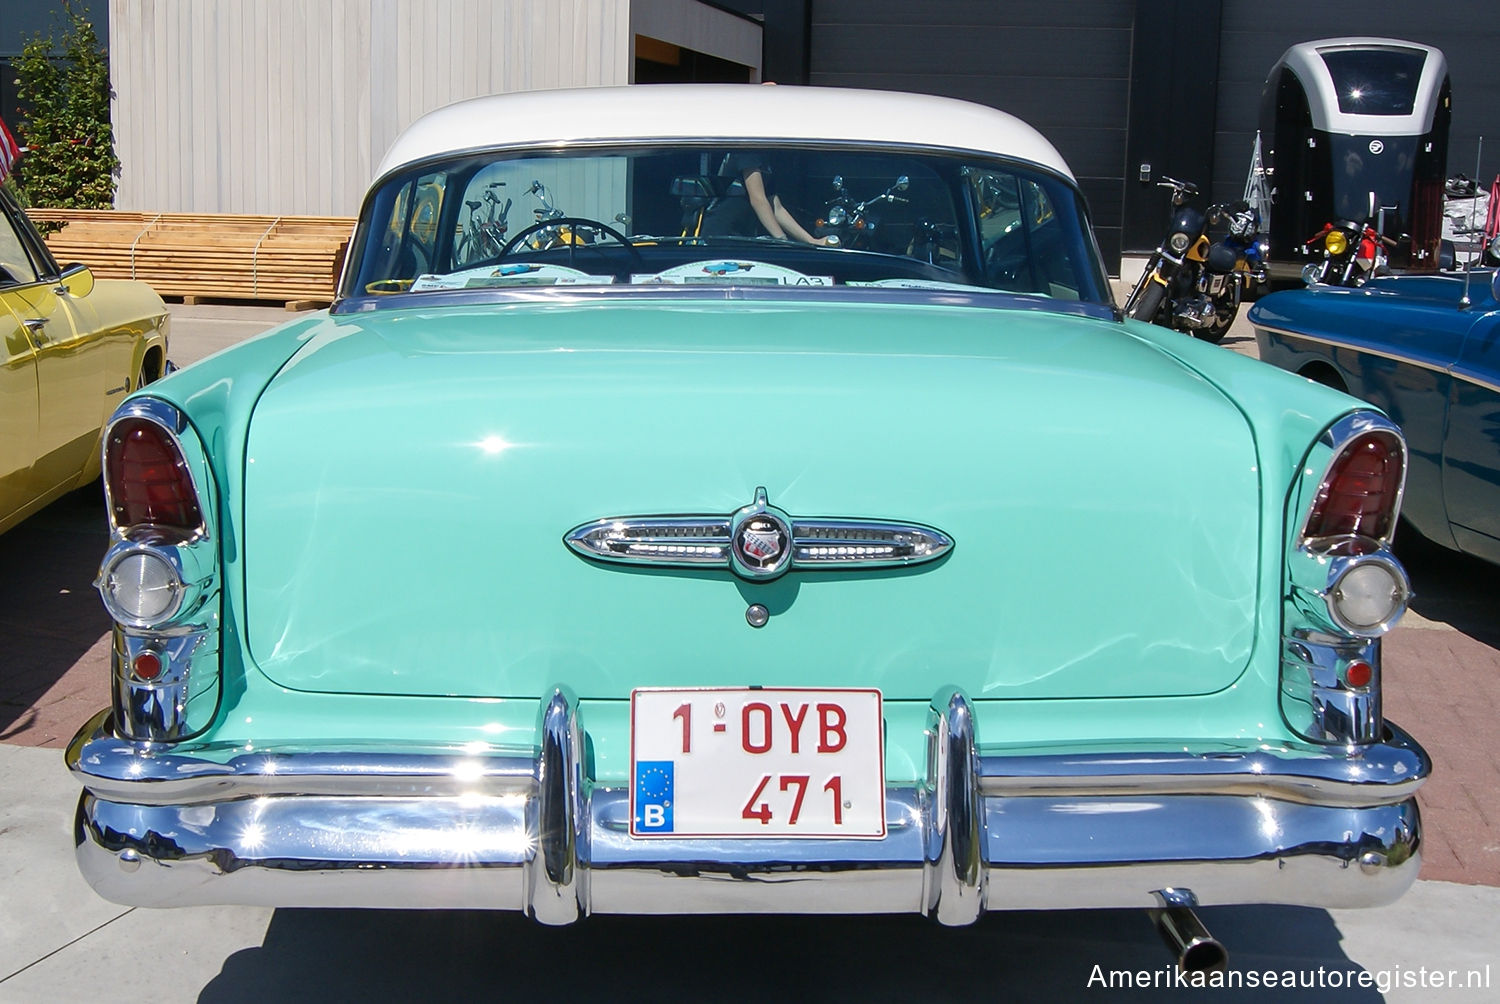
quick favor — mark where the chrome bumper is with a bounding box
[68,689,1428,922]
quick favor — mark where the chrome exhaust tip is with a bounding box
[1149,889,1227,973]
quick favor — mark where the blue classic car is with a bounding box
[68,85,1427,967]
[1252,270,1500,566]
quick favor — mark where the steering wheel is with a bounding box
[499,217,645,274]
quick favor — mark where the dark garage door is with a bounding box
[807,0,1133,269]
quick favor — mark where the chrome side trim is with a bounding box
[1256,323,1442,374]
[1258,323,1500,395]
[1449,363,1500,397]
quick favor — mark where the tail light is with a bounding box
[96,398,220,741]
[1292,414,1411,639]
[1302,429,1403,543]
[1283,414,1409,745]
[105,415,203,534]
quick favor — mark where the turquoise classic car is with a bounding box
[68,85,1426,967]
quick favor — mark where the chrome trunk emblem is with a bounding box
[729,488,793,579]
[737,525,784,561]
[564,487,953,581]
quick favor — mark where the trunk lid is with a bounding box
[244,298,1259,700]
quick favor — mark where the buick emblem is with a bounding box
[737,518,786,563]
[728,487,795,580]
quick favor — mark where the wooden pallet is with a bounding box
[30,209,355,307]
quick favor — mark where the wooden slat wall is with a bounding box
[109,0,638,218]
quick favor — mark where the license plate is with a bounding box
[630,687,885,838]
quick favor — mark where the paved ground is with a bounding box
[2,298,1498,1000]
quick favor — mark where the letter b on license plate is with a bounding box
[630,687,885,838]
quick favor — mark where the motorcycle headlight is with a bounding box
[1324,231,1348,256]
[1168,232,1192,254]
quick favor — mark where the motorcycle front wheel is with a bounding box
[1128,280,1168,325]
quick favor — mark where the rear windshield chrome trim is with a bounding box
[333,283,1120,321]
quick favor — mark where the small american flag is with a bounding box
[0,115,23,184]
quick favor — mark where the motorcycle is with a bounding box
[814,174,909,249]
[496,181,634,258]
[1123,175,1268,343]
[1301,217,1397,286]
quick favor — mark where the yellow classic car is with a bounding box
[1,189,169,534]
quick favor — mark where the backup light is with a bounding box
[1329,559,1408,634]
[100,547,183,626]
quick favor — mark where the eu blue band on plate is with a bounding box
[635,760,674,832]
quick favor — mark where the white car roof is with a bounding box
[375,84,1074,183]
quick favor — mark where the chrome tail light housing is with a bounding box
[1281,412,1411,746]
[96,398,221,742]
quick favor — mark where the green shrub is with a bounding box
[12,0,118,209]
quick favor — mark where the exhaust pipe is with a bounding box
[1149,889,1227,973]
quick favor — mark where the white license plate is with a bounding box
[630,687,885,838]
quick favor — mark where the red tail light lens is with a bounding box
[105,418,203,532]
[1304,431,1403,541]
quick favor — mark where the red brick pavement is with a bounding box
[1384,625,1500,886]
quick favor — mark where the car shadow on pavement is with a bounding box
[1395,533,1500,648]
[198,905,1381,1002]
[0,488,112,743]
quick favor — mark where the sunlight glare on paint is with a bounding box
[475,435,515,456]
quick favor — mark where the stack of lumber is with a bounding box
[29,209,355,306]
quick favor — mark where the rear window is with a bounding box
[345,142,1112,307]
[1319,47,1427,116]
